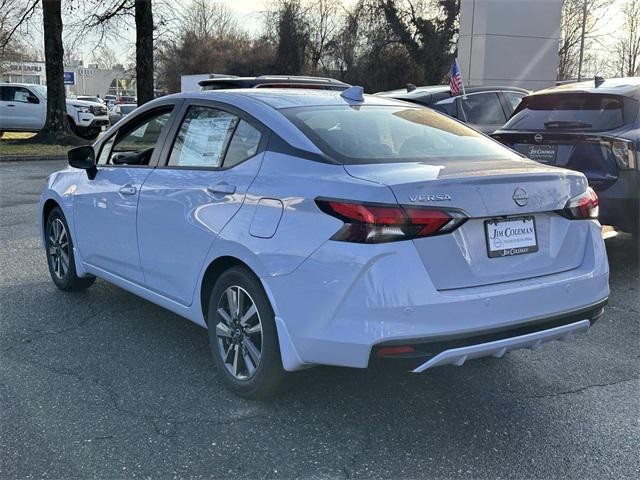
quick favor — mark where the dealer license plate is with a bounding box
[485,216,538,258]
[527,144,557,164]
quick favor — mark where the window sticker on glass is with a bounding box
[169,107,238,168]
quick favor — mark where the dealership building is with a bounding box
[0,60,134,97]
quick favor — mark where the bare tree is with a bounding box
[379,0,459,85]
[73,0,178,104]
[558,0,607,80]
[134,0,153,103]
[613,0,640,76]
[182,0,238,40]
[325,2,364,79]
[274,0,309,74]
[307,0,339,74]
[39,0,73,141]
[90,44,119,69]
[0,0,39,54]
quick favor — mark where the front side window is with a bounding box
[0,86,36,103]
[458,93,506,125]
[168,106,238,168]
[282,105,515,165]
[99,108,172,166]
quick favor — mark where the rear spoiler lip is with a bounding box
[491,130,633,143]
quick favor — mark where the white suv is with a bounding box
[0,83,109,139]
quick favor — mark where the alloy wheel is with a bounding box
[48,218,69,279]
[215,286,263,380]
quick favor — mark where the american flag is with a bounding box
[450,59,465,96]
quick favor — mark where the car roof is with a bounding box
[531,77,640,100]
[199,75,350,89]
[0,82,42,88]
[147,88,413,154]
[173,88,408,109]
[376,84,530,103]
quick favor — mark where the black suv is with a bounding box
[492,77,640,235]
[199,75,350,91]
[375,85,530,134]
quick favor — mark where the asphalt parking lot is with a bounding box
[0,159,638,479]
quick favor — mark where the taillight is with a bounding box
[315,198,467,243]
[558,187,599,220]
[611,140,637,170]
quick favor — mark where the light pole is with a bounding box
[577,0,587,81]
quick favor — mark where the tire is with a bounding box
[45,207,95,291]
[78,128,100,140]
[207,265,286,399]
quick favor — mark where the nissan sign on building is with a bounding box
[63,71,76,85]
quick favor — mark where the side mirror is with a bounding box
[27,95,39,104]
[68,146,97,179]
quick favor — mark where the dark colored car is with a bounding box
[199,75,350,91]
[492,77,640,235]
[108,103,137,125]
[375,85,530,134]
[116,95,137,104]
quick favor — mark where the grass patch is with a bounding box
[0,131,89,158]
[0,141,72,157]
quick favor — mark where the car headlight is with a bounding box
[72,104,91,114]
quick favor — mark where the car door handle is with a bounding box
[6,104,15,107]
[119,185,137,196]
[206,183,236,196]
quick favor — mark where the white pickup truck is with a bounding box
[0,82,109,139]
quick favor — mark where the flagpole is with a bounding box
[456,58,467,99]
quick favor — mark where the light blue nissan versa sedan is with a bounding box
[40,87,610,398]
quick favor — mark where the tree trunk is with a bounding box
[39,0,72,140]
[135,0,154,105]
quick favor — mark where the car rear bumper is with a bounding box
[372,300,605,371]
[411,318,593,372]
[265,221,609,371]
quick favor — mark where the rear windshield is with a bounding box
[504,93,639,131]
[282,105,514,164]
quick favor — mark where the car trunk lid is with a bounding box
[343,159,591,289]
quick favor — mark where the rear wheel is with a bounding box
[45,207,95,291]
[207,266,286,399]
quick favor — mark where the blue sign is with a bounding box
[63,71,75,85]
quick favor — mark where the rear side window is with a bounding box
[224,120,262,168]
[282,105,514,165]
[432,99,457,117]
[504,93,638,131]
[458,93,506,125]
[503,92,525,114]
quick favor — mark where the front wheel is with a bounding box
[207,266,286,399]
[45,207,95,291]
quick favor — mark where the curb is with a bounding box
[0,154,67,163]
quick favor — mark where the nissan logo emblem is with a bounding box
[534,133,543,143]
[513,188,528,207]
